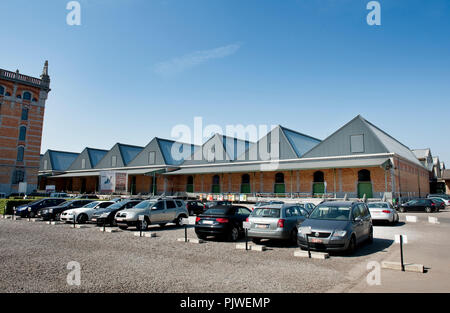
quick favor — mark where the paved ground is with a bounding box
[0,209,449,293]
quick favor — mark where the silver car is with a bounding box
[367,202,399,224]
[247,203,309,244]
[115,198,188,230]
[297,201,373,254]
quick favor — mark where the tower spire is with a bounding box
[40,60,50,91]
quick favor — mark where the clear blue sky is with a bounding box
[1,0,449,164]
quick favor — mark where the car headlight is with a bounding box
[332,230,347,237]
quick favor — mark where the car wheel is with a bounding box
[55,213,61,221]
[347,236,356,255]
[367,227,373,244]
[252,238,261,244]
[228,226,239,242]
[137,218,149,231]
[425,207,432,213]
[29,211,35,218]
[77,214,88,224]
[175,215,185,227]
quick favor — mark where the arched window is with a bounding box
[19,126,26,141]
[21,108,29,121]
[358,169,371,182]
[0,85,4,95]
[23,91,32,101]
[17,146,25,162]
[275,172,284,184]
[274,172,285,193]
[212,175,220,193]
[241,174,251,193]
[313,171,324,182]
[186,176,194,192]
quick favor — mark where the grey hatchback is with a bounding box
[297,201,373,254]
[247,203,309,244]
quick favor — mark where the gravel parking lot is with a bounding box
[1,209,449,293]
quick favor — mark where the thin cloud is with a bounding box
[154,43,241,76]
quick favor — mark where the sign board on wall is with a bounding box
[18,182,27,194]
[100,171,128,193]
[45,185,56,193]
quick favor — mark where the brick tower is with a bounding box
[0,61,51,195]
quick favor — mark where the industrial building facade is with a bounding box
[0,63,50,195]
[38,115,432,200]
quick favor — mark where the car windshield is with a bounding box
[308,205,351,220]
[367,203,389,209]
[82,201,99,208]
[106,202,127,209]
[133,201,155,209]
[251,208,281,218]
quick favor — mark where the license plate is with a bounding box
[256,224,269,229]
[202,220,214,225]
[310,238,322,243]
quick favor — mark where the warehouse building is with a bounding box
[38,115,432,200]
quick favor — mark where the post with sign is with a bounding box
[243,221,251,251]
[73,214,76,228]
[395,234,407,272]
[13,206,15,220]
[300,226,312,258]
[139,215,145,237]
[103,218,106,232]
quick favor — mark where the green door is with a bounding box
[358,183,373,199]
[212,184,220,194]
[274,183,285,194]
[313,183,325,195]
[186,184,193,193]
[240,184,251,194]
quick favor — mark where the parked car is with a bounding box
[430,198,445,211]
[247,203,309,244]
[38,199,94,220]
[195,205,252,241]
[14,198,66,218]
[186,200,206,215]
[204,200,232,209]
[50,192,69,198]
[115,198,188,230]
[399,198,438,213]
[90,199,142,226]
[427,194,450,206]
[297,201,373,254]
[367,202,399,224]
[60,201,115,224]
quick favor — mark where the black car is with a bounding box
[90,199,142,226]
[186,201,206,215]
[14,198,66,218]
[399,198,438,213]
[195,205,252,241]
[38,199,94,220]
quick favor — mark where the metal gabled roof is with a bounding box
[41,149,79,171]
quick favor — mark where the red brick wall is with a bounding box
[0,78,45,194]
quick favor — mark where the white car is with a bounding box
[60,201,114,224]
[367,201,399,224]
